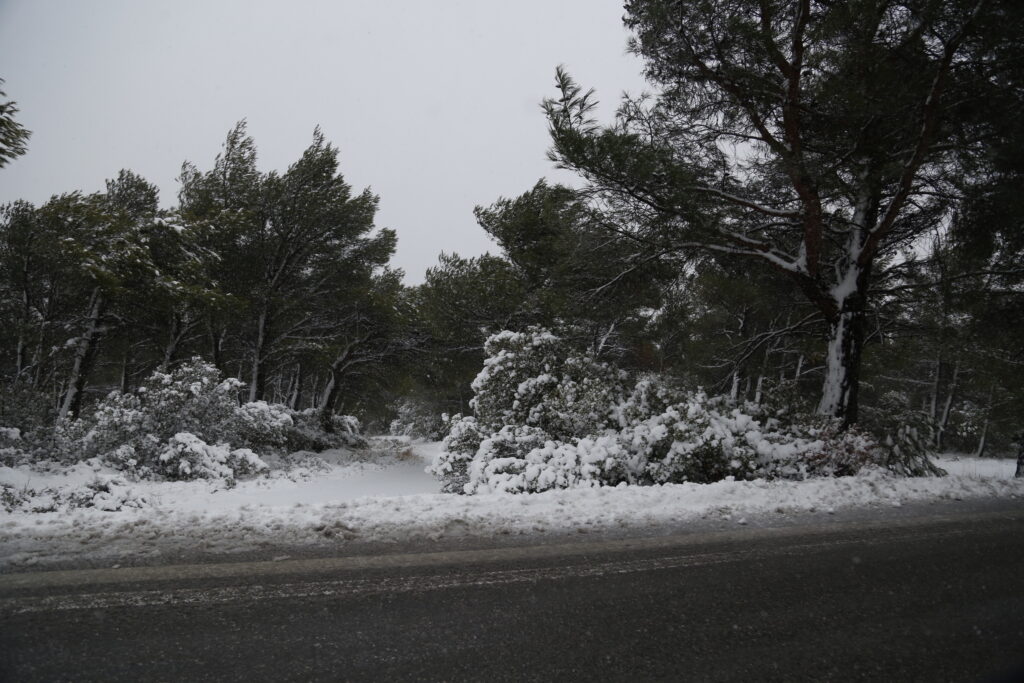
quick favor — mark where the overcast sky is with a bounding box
[0,0,647,283]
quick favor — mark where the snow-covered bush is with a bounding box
[57,358,243,465]
[156,432,268,481]
[55,358,284,480]
[470,329,625,440]
[2,472,151,513]
[758,416,886,479]
[861,392,944,476]
[429,414,485,493]
[613,374,689,428]
[432,332,942,495]
[286,409,367,452]
[0,425,27,467]
[231,400,294,449]
[621,393,760,485]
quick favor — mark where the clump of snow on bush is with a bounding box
[470,329,625,440]
[1,466,151,513]
[231,401,293,449]
[429,414,485,494]
[157,432,268,481]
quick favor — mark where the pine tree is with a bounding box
[0,78,31,168]
[545,0,1010,427]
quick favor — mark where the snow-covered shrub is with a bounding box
[470,329,625,440]
[57,358,242,464]
[2,474,151,513]
[55,358,283,480]
[613,374,689,428]
[463,425,552,493]
[618,392,760,484]
[156,432,267,481]
[758,416,887,479]
[429,415,485,493]
[432,330,941,495]
[285,409,367,452]
[0,426,28,467]
[862,392,945,476]
[388,399,446,440]
[231,401,294,449]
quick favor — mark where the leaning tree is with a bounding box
[546,0,1015,426]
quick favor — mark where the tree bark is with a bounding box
[318,371,340,432]
[934,360,959,451]
[58,288,105,420]
[249,309,268,402]
[816,306,866,428]
[1015,435,1023,478]
[287,364,303,411]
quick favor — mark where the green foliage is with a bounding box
[0,78,31,168]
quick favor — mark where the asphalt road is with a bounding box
[1,504,1023,682]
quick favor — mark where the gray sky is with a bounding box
[0,0,647,283]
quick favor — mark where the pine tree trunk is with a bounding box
[159,313,182,372]
[59,288,105,420]
[249,309,268,402]
[928,351,942,424]
[207,317,225,373]
[973,384,995,458]
[934,360,959,451]
[119,347,130,394]
[1014,434,1023,478]
[816,307,866,428]
[318,371,339,432]
[288,364,303,411]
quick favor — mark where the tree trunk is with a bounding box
[249,309,268,402]
[159,313,184,372]
[934,360,959,451]
[973,384,995,458]
[928,351,941,424]
[816,307,866,428]
[207,317,225,373]
[119,347,130,393]
[58,288,105,420]
[288,364,303,411]
[318,371,339,432]
[1015,436,1023,478]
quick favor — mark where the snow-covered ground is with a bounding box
[1,445,1020,569]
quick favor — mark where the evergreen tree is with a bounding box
[0,78,31,168]
[544,0,1012,427]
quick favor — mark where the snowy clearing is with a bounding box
[1,444,1020,569]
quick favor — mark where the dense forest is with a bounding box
[1,0,1022,476]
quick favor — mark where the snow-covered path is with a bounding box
[1,446,1020,569]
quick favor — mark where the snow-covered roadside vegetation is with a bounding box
[430,330,942,496]
[0,443,1020,569]
[1,330,1020,569]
